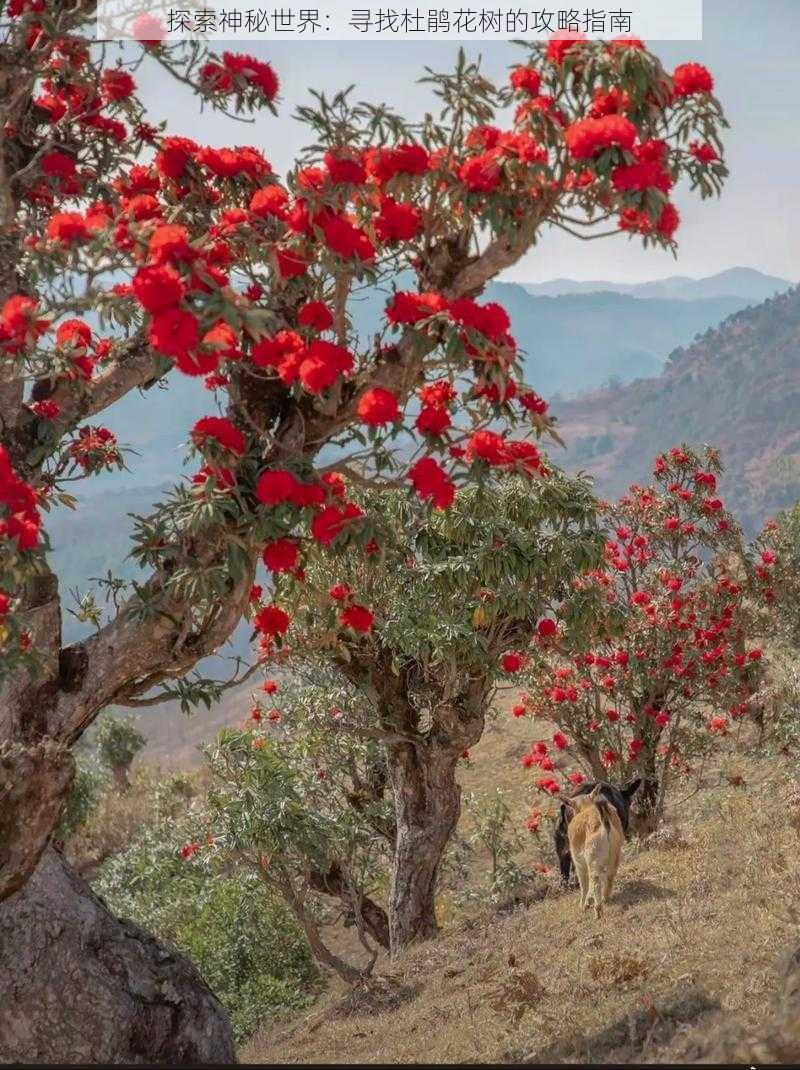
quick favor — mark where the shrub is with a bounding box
[93,779,317,1041]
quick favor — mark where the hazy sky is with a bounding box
[135,0,800,284]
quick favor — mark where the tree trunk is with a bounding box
[634,749,661,835]
[307,862,390,950]
[0,847,236,1064]
[386,740,462,955]
[112,763,131,794]
[0,739,73,900]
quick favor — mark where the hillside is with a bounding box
[491,284,748,398]
[241,713,800,1065]
[555,285,800,532]
[523,267,793,302]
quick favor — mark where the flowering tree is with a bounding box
[516,447,774,826]
[0,0,729,931]
[197,472,600,955]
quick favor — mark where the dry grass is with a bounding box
[242,731,800,1064]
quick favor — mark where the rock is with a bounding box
[0,847,236,1064]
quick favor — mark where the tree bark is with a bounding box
[0,740,73,901]
[386,738,463,954]
[0,847,236,1065]
[307,861,390,950]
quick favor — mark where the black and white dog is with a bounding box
[554,778,642,883]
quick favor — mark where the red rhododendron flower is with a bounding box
[537,617,557,638]
[275,247,307,278]
[546,30,587,64]
[672,63,714,97]
[324,149,367,185]
[255,469,303,507]
[132,265,185,313]
[329,583,353,602]
[564,115,637,159]
[339,603,374,633]
[458,153,502,193]
[612,159,673,193]
[254,604,290,636]
[690,141,719,164]
[318,211,375,261]
[297,301,333,330]
[386,291,448,325]
[131,13,166,46]
[149,224,193,265]
[450,298,510,341]
[468,429,507,465]
[251,329,303,370]
[191,416,246,456]
[375,196,422,243]
[356,387,400,426]
[101,68,136,101]
[656,203,680,238]
[407,457,456,509]
[524,807,542,832]
[510,66,541,95]
[262,538,300,573]
[46,212,89,244]
[535,776,562,795]
[55,319,91,349]
[221,51,279,100]
[148,307,199,359]
[311,502,365,544]
[416,406,451,436]
[298,340,354,394]
[250,184,289,218]
[41,150,76,180]
[364,143,429,183]
[501,651,525,673]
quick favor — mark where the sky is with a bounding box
[135,0,800,285]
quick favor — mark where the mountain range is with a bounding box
[522,267,793,302]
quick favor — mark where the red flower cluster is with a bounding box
[191,416,246,457]
[564,114,637,159]
[199,52,279,101]
[0,445,41,551]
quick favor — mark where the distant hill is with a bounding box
[523,267,793,303]
[555,284,800,532]
[489,283,748,398]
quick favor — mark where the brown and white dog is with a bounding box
[565,783,624,919]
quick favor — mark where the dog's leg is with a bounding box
[575,857,589,911]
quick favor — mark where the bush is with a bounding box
[93,780,318,1041]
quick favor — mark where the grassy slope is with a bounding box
[241,704,800,1065]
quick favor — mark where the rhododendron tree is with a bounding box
[516,447,775,826]
[204,473,600,953]
[0,1,729,928]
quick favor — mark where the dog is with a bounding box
[554,777,642,884]
[566,784,624,919]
